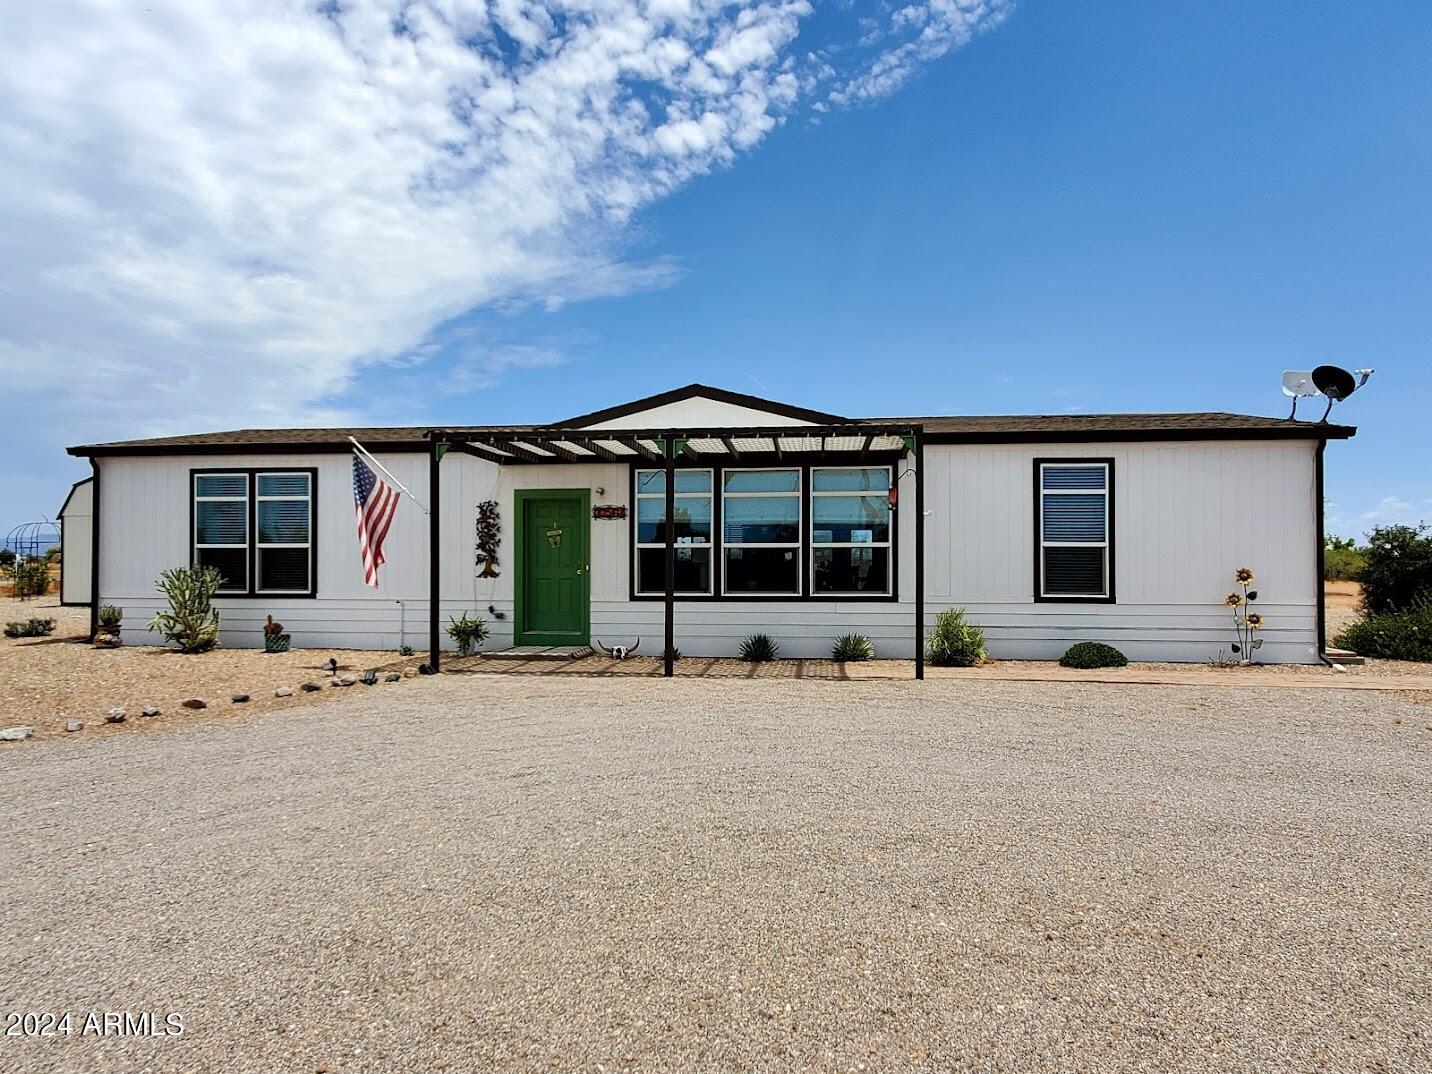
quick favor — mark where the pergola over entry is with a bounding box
[423,422,927,678]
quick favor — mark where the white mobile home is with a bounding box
[68,384,1353,670]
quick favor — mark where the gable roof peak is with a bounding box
[554,383,847,428]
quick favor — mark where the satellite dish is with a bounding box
[1307,364,1373,422]
[1281,371,1317,416]
[1312,365,1357,401]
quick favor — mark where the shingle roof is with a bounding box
[68,410,1354,456]
[885,411,1355,438]
[70,425,531,454]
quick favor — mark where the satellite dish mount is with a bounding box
[1283,366,1373,422]
[1310,365,1373,423]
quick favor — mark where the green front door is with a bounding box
[515,490,590,646]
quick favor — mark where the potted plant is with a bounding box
[263,615,291,654]
[92,604,124,647]
[446,612,489,657]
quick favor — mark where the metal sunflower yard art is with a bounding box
[1225,568,1263,663]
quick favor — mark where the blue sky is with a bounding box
[3,0,1429,539]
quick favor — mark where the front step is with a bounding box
[480,645,593,660]
[1323,647,1367,667]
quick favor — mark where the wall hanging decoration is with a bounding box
[475,500,501,578]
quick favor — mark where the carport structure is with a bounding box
[422,422,927,678]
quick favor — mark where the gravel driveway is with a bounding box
[3,676,1428,1073]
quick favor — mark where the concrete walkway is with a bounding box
[453,653,1432,693]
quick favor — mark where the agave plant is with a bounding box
[739,633,780,663]
[832,633,875,662]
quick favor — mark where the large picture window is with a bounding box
[722,469,801,595]
[629,463,895,600]
[811,467,892,595]
[634,469,713,594]
[192,469,316,596]
[1036,460,1113,600]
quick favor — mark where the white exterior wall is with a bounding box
[60,479,93,606]
[93,438,1321,663]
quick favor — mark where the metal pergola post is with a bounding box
[663,434,676,677]
[914,428,926,681]
[426,432,442,673]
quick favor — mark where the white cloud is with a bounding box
[1358,496,1418,523]
[0,0,1009,459]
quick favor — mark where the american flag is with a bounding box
[353,453,400,588]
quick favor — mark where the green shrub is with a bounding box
[739,633,780,662]
[1360,524,1432,614]
[1334,598,1432,662]
[147,565,222,653]
[1324,545,1365,582]
[927,608,986,667]
[98,604,123,629]
[832,633,875,662]
[0,548,14,570]
[4,617,56,638]
[12,557,50,597]
[1059,641,1129,669]
[446,612,490,656]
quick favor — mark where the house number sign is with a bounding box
[592,505,627,520]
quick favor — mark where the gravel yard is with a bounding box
[0,596,419,739]
[3,674,1429,1073]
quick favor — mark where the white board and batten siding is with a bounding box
[92,438,1320,663]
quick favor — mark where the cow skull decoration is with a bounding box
[595,639,640,660]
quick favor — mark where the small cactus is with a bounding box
[264,615,285,636]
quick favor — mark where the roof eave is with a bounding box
[923,424,1356,445]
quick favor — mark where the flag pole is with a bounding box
[349,436,430,515]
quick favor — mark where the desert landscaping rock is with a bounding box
[300,683,322,693]
[274,686,293,697]
[2,675,1427,1073]
[0,726,33,741]
[141,706,160,718]
[384,672,402,683]
[64,720,83,733]
[0,595,423,741]
[334,675,357,687]
[181,698,207,710]
[104,707,126,723]
[230,693,250,704]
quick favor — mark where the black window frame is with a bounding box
[1033,457,1115,604]
[633,466,716,596]
[190,467,319,599]
[628,459,898,603]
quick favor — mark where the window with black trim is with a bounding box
[811,466,892,595]
[722,468,800,594]
[194,473,250,593]
[193,470,315,595]
[1037,461,1112,599]
[634,469,713,594]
